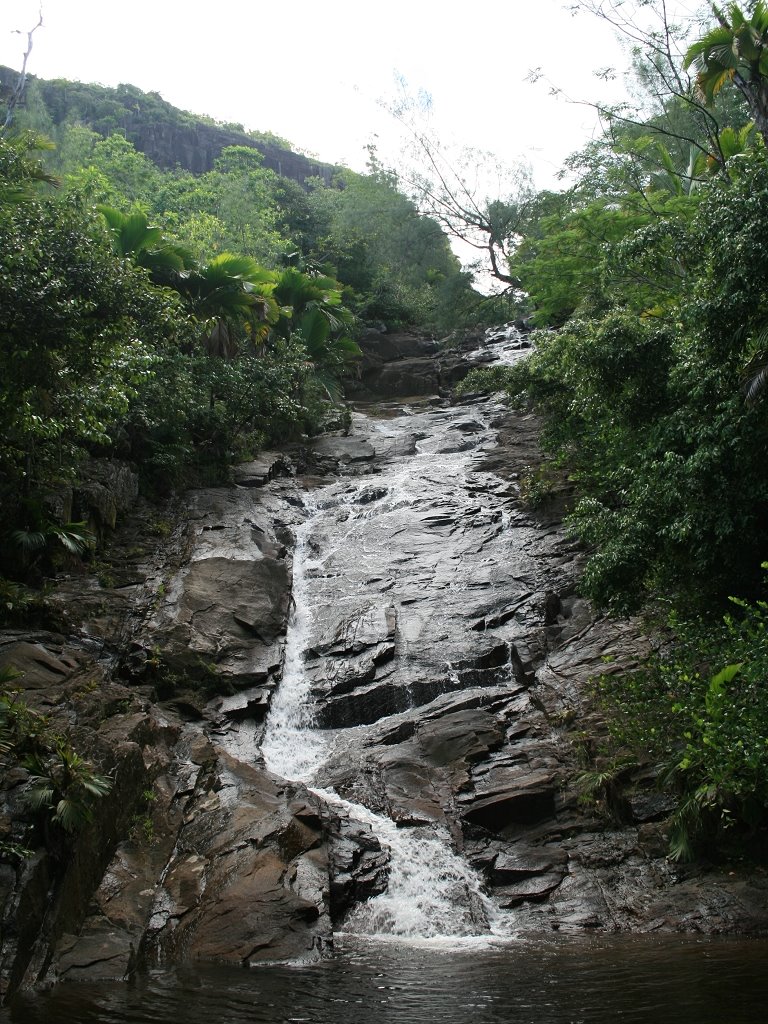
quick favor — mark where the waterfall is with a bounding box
[261,482,511,945]
[313,788,501,942]
[260,507,327,783]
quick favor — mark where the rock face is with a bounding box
[345,330,479,398]
[119,119,339,183]
[143,488,292,688]
[345,325,533,400]
[2,364,768,1001]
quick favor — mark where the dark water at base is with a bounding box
[8,935,768,1024]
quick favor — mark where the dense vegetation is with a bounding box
[458,1,768,859]
[0,71,485,580]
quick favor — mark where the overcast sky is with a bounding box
[0,0,707,189]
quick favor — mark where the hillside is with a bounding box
[0,65,339,185]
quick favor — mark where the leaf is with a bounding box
[9,529,46,555]
[709,662,744,688]
[24,778,55,812]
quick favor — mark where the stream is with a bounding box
[9,348,768,1020]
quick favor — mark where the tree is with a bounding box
[0,130,57,205]
[62,133,161,206]
[178,253,280,360]
[98,204,193,285]
[272,266,360,395]
[502,148,768,614]
[151,146,288,266]
[304,165,477,328]
[383,94,535,288]
[26,745,112,836]
[557,1,753,185]
[684,1,768,146]
[0,136,192,517]
[1,8,43,133]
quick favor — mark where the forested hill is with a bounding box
[0,65,339,184]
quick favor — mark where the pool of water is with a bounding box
[9,934,768,1024]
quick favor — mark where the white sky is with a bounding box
[0,0,706,190]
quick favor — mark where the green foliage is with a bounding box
[454,364,519,397]
[597,590,768,858]
[301,169,476,329]
[0,154,191,514]
[16,71,480,331]
[0,578,37,625]
[0,685,52,765]
[510,151,768,614]
[98,205,194,284]
[511,191,698,327]
[684,3,768,145]
[5,518,94,575]
[0,129,58,204]
[25,744,112,834]
[1,686,112,848]
[0,73,476,566]
[0,125,363,537]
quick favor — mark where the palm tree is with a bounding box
[684,3,768,146]
[272,267,360,397]
[178,252,281,359]
[25,744,112,837]
[0,131,58,206]
[98,206,193,286]
[706,121,757,171]
[649,141,709,195]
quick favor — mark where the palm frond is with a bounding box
[9,529,47,555]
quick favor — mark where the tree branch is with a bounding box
[2,7,44,133]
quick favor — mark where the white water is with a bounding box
[260,505,327,783]
[313,787,503,943]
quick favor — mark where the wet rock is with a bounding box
[54,919,135,982]
[315,677,411,728]
[490,845,567,881]
[145,490,295,690]
[378,753,446,826]
[416,710,504,768]
[8,388,768,1005]
[310,437,375,463]
[494,871,566,908]
[460,769,558,832]
[233,453,293,488]
[143,755,332,966]
[215,687,271,721]
[327,815,389,922]
[0,639,80,691]
[73,459,139,533]
[312,604,396,657]
[628,790,679,824]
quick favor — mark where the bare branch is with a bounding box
[380,88,533,286]
[2,6,44,134]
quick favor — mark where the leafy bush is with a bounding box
[454,364,518,397]
[508,176,768,613]
[597,588,768,859]
[1,685,112,849]
[25,745,112,835]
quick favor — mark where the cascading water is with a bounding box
[260,419,516,944]
[260,501,327,783]
[313,788,499,941]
